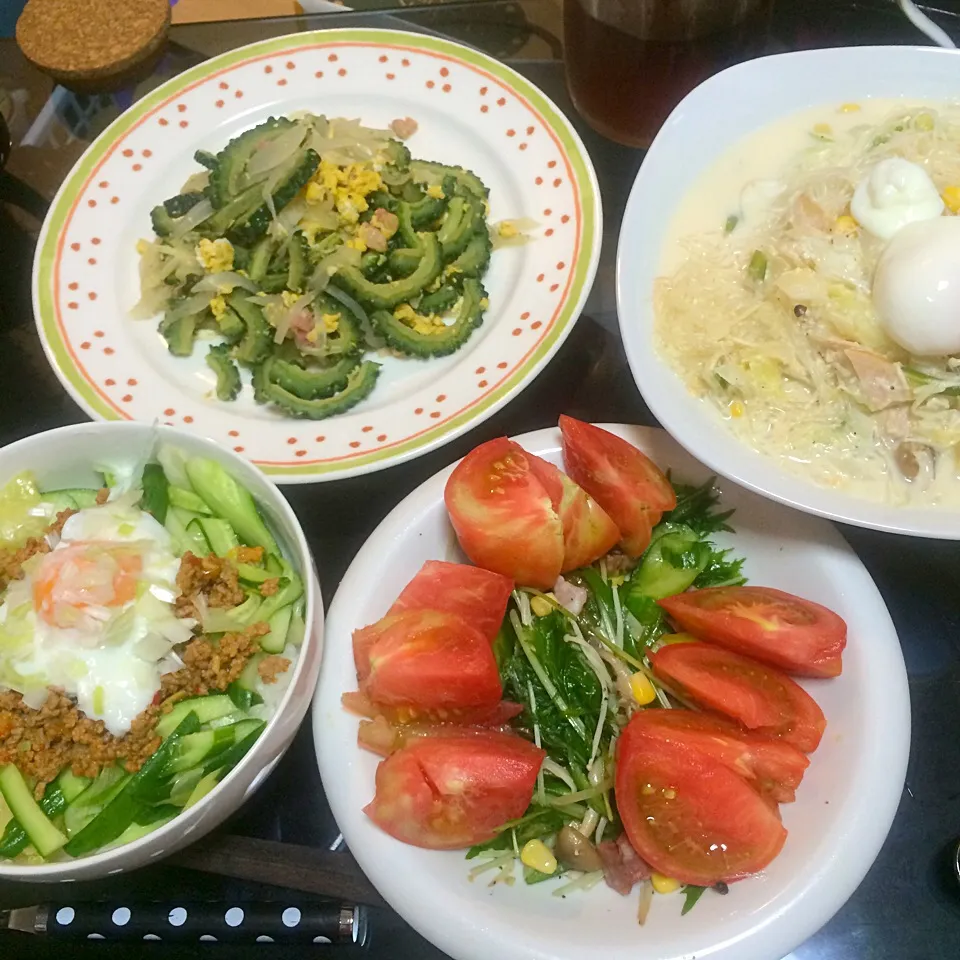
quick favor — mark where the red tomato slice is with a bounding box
[650,642,826,752]
[625,709,809,803]
[658,585,847,678]
[387,560,514,643]
[616,717,787,885]
[445,437,564,589]
[527,455,621,571]
[357,712,523,757]
[360,609,503,720]
[558,416,676,556]
[342,690,522,728]
[364,732,545,849]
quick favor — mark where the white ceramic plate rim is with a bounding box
[617,44,960,538]
[314,423,910,960]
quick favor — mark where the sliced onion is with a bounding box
[130,285,173,321]
[193,271,259,293]
[324,281,369,325]
[308,245,362,292]
[170,198,213,239]
[180,170,210,194]
[246,124,307,180]
[268,197,308,239]
[167,290,215,320]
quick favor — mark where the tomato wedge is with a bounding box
[364,732,545,849]
[658,585,846,678]
[342,689,522,728]
[650,642,826,752]
[616,717,787,885]
[387,560,514,643]
[358,609,503,720]
[445,437,564,589]
[625,709,809,803]
[527,455,621,571]
[558,416,676,556]
[357,711,523,757]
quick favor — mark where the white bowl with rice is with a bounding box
[0,422,322,881]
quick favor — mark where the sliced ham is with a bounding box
[844,348,911,411]
[598,834,652,896]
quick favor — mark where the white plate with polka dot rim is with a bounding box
[315,424,909,960]
[32,28,601,482]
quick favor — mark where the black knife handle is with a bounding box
[42,901,362,943]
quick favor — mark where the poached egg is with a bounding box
[0,496,193,736]
[851,157,943,241]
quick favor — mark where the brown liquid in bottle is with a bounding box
[564,0,773,148]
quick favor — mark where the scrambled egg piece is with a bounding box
[281,290,301,308]
[209,295,227,319]
[426,184,445,200]
[304,325,321,343]
[196,237,235,273]
[479,297,489,310]
[394,303,445,336]
[322,313,340,332]
[346,235,367,252]
[497,221,519,239]
[136,238,151,255]
[307,161,383,224]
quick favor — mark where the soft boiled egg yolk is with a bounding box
[873,217,960,355]
[851,158,944,241]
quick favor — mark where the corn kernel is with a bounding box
[629,672,657,706]
[838,102,861,113]
[728,400,744,419]
[651,873,682,895]
[136,239,150,255]
[812,122,833,138]
[520,839,557,875]
[530,596,553,618]
[833,215,858,235]
[915,112,935,131]
[943,186,960,214]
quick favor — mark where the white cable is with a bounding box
[898,0,956,49]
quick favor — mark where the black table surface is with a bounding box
[2,2,960,958]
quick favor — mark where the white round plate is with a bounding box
[617,45,960,537]
[314,424,910,960]
[34,28,601,482]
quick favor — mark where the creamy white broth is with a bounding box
[655,98,960,509]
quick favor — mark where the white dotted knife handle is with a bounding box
[41,902,362,943]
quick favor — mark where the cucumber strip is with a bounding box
[235,562,272,584]
[202,593,262,633]
[166,725,238,774]
[65,773,131,838]
[0,766,67,858]
[207,721,266,779]
[165,507,209,556]
[58,770,92,804]
[196,517,240,558]
[136,803,180,826]
[113,813,176,847]
[227,680,264,711]
[287,600,307,648]
[63,714,200,857]
[184,771,220,809]
[169,768,205,807]
[0,781,66,858]
[168,486,213,515]
[140,462,169,524]
[155,695,235,738]
[260,604,293,654]
[42,487,100,510]
[185,457,280,556]
[256,573,303,624]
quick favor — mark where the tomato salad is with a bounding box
[343,418,846,919]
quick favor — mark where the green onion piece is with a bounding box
[748,250,767,282]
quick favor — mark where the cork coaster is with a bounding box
[16,0,170,92]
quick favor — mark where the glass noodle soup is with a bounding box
[656,100,960,507]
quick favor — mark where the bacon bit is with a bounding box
[389,116,418,140]
[358,221,388,253]
[598,834,652,896]
[371,208,398,239]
